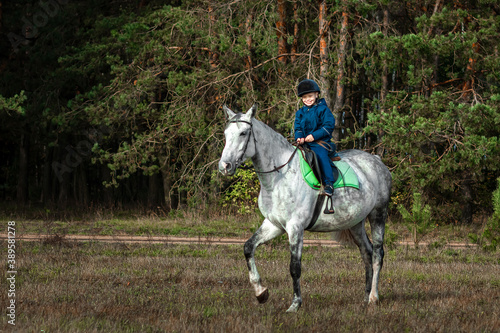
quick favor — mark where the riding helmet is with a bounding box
[297,79,321,97]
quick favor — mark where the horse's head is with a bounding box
[219,104,257,176]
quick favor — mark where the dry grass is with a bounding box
[1,240,499,332]
[0,209,487,247]
[0,209,263,239]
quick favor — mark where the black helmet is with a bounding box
[297,79,320,97]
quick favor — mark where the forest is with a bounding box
[1,0,500,226]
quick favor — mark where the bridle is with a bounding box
[229,119,254,170]
[228,118,299,174]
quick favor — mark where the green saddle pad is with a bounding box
[299,153,359,190]
[299,152,321,190]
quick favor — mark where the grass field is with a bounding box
[1,234,499,332]
[0,207,487,245]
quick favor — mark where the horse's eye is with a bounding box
[240,131,247,137]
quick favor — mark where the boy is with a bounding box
[294,79,336,196]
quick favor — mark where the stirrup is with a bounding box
[324,195,335,214]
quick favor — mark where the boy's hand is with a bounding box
[305,134,314,143]
[296,137,305,145]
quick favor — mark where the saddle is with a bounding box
[298,146,338,215]
[298,147,360,219]
[298,146,340,190]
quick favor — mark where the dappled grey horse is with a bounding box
[219,105,392,312]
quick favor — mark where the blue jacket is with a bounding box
[294,98,335,145]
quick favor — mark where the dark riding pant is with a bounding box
[309,144,334,185]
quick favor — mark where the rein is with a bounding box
[229,119,299,174]
[254,145,299,174]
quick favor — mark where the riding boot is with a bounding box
[324,182,334,197]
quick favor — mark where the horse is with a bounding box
[218,104,392,313]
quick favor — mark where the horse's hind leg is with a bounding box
[244,219,285,304]
[367,206,387,304]
[349,220,374,302]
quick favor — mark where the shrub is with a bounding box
[397,192,434,247]
[470,177,500,251]
[221,166,260,214]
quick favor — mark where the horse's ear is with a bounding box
[247,104,258,118]
[223,105,236,120]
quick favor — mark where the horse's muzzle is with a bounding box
[219,160,235,176]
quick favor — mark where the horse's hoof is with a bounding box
[256,289,269,304]
[286,302,301,313]
[368,295,379,305]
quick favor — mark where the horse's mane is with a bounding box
[226,112,294,155]
[251,117,293,151]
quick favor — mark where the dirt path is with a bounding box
[0,233,477,249]
[1,233,341,247]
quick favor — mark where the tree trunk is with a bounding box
[208,5,218,68]
[376,8,389,156]
[291,2,298,62]
[276,0,287,63]
[461,171,474,224]
[0,1,3,33]
[75,165,90,206]
[58,169,69,209]
[16,133,29,204]
[161,167,173,210]
[54,146,69,209]
[333,8,348,142]
[380,9,389,105]
[148,172,160,208]
[100,164,114,207]
[318,0,332,109]
[42,145,53,204]
[245,11,253,70]
[429,0,442,95]
[427,0,442,37]
[461,42,479,101]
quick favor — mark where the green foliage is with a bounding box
[355,3,500,223]
[397,192,434,247]
[1,0,500,218]
[367,91,500,222]
[221,166,260,215]
[55,1,303,202]
[470,177,500,251]
[0,92,26,116]
[384,224,399,250]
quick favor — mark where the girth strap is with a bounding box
[305,195,325,230]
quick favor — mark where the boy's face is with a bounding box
[301,92,318,107]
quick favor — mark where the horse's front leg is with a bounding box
[286,224,305,313]
[244,219,285,304]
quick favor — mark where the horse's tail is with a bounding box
[331,230,357,247]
